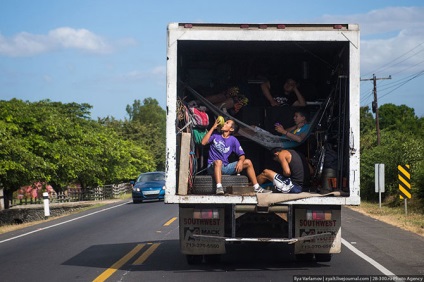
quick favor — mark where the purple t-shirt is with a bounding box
[207,133,245,166]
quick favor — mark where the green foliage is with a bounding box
[124,99,166,170]
[0,99,157,204]
[360,104,424,201]
[379,104,420,132]
[360,106,375,134]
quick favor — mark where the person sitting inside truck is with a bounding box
[260,77,306,131]
[201,117,269,195]
[257,148,310,193]
[274,110,310,148]
[203,86,249,115]
[260,77,306,107]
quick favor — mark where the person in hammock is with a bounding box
[274,110,310,148]
[204,86,249,115]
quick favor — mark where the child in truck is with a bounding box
[274,110,310,147]
[257,148,311,193]
[201,117,270,194]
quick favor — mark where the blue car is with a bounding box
[132,171,165,203]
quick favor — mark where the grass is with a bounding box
[347,199,424,237]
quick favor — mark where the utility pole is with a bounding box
[361,74,391,145]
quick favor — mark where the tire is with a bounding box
[315,253,332,262]
[186,254,203,265]
[192,175,248,194]
[204,254,221,264]
[295,253,314,262]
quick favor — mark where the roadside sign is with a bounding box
[375,164,385,208]
[398,165,411,199]
[375,164,385,193]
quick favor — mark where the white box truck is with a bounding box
[165,23,360,264]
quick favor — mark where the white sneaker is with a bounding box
[216,187,224,195]
[254,187,272,193]
[273,174,293,193]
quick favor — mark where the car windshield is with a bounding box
[137,173,165,182]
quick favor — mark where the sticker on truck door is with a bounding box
[294,208,341,254]
[179,207,225,255]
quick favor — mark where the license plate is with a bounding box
[143,190,159,195]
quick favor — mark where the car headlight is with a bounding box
[133,188,140,192]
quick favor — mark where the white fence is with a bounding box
[13,183,132,205]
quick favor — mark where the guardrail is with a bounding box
[13,183,132,205]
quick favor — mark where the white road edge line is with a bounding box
[0,201,131,244]
[342,238,395,276]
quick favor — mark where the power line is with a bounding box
[362,41,424,78]
[361,42,424,108]
[379,70,424,100]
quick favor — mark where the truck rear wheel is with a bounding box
[204,254,221,264]
[295,253,314,262]
[186,254,203,265]
[315,253,332,262]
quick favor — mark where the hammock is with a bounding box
[182,82,331,151]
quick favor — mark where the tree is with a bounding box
[360,106,375,134]
[360,104,424,202]
[0,99,157,208]
[379,104,419,132]
[125,99,166,170]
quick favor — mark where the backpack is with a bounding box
[189,106,209,128]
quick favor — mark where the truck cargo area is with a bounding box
[168,23,360,205]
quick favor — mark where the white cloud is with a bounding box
[320,6,424,76]
[320,7,424,35]
[43,75,53,83]
[117,66,165,82]
[0,27,128,57]
[48,27,112,54]
[151,66,166,75]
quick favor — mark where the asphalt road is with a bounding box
[0,200,422,282]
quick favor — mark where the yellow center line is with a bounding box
[92,243,145,282]
[163,217,177,226]
[132,243,161,265]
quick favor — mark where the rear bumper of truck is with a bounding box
[165,193,360,206]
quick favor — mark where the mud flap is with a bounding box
[179,206,226,255]
[294,207,341,254]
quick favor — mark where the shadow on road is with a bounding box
[62,239,330,272]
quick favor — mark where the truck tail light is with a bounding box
[193,208,219,219]
[307,209,332,220]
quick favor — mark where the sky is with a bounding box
[1,0,423,120]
